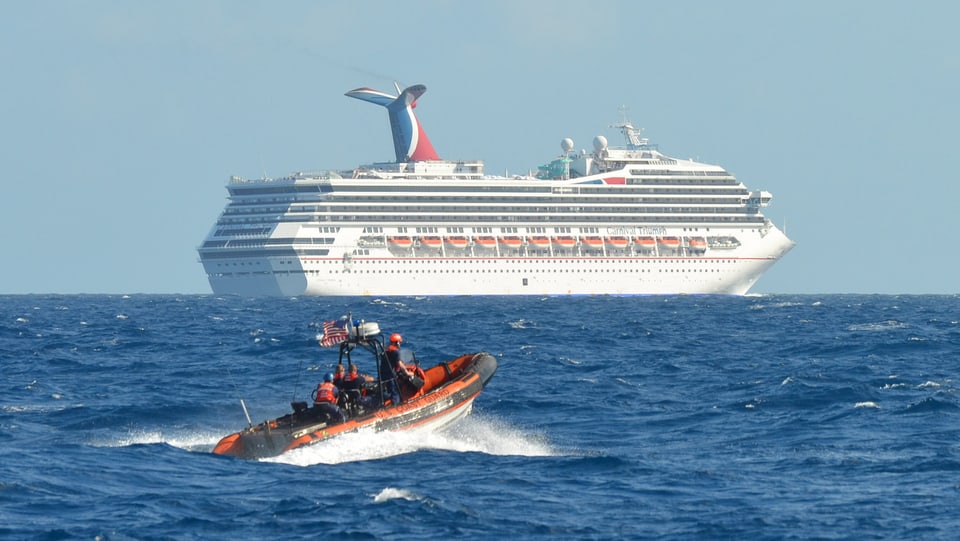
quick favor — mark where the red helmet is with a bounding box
[390,333,403,344]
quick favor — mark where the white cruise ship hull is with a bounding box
[203,226,793,297]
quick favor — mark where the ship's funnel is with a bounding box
[345,84,440,162]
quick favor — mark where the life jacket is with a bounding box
[315,381,337,404]
[341,372,361,392]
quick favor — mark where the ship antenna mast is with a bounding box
[610,105,648,150]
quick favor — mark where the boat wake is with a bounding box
[92,429,226,453]
[267,413,557,467]
[93,414,556,464]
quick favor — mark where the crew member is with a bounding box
[332,364,346,389]
[341,363,375,409]
[313,373,345,424]
[387,333,425,400]
[341,363,370,392]
[380,334,404,406]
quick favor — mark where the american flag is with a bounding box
[319,318,350,347]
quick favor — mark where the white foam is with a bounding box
[847,320,909,332]
[268,413,557,467]
[509,319,534,329]
[92,428,224,452]
[373,487,422,503]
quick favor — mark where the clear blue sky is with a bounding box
[2,1,957,295]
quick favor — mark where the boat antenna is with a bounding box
[239,399,253,427]
[225,361,254,427]
[291,358,304,405]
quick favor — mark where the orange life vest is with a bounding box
[315,381,337,403]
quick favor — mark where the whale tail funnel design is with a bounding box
[345,83,440,162]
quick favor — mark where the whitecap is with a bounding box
[509,319,533,329]
[847,320,909,332]
[373,487,421,503]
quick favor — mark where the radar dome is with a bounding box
[561,138,574,152]
[593,135,608,152]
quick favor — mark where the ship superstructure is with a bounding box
[198,84,793,296]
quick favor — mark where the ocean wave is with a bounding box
[372,487,423,503]
[847,320,910,332]
[903,397,959,414]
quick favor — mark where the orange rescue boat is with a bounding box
[212,318,497,460]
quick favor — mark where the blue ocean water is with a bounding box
[2,294,958,540]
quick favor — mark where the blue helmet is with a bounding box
[324,373,334,382]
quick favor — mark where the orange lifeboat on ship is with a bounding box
[552,236,578,249]
[419,236,442,248]
[687,237,707,254]
[498,236,523,249]
[657,236,681,251]
[581,236,604,250]
[444,236,469,249]
[387,236,413,249]
[634,236,656,251]
[604,236,630,250]
[527,236,551,249]
[474,236,497,249]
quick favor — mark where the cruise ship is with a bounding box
[198,83,794,296]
